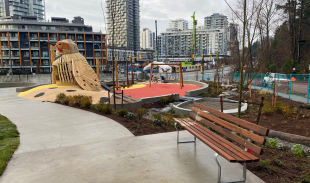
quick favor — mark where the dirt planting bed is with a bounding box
[229,89,310,137]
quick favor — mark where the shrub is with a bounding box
[56,93,66,102]
[56,93,69,105]
[283,106,292,117]
[80,96,92,108]
[128,113,138,120]
[260,159,273,173]
[135,108,148,119]
[115,109,128,118]
[275,102,286,113]
[159,97,169,106]
[292,144,303,157]
[262,101,275,116]
[102,104,112,114]
[273,157,285,168]
[200,91,210,97]
[153,113,163,126]
[266,138,278,148]
[91,100,106,111]
[67,96,75,106]
[169,94,177,102]
[72,95,83,104]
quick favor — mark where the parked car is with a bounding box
[263,73,290,87]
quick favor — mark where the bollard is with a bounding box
[289,73,292,99]
[220,96,223,112]
[308,73,310,104]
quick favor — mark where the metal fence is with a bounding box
[232,73,310,104]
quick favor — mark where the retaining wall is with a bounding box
[168,80,209,97]
[173,98,247,116]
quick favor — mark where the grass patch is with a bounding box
[0,115,20,176]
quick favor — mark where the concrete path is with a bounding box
[0,88,264,183]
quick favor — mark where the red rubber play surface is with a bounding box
[118,83,201,99]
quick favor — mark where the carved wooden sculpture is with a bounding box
[52,39,102,91]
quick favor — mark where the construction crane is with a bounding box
[191,12,196,65]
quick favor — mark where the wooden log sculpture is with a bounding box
[52,39,102,91]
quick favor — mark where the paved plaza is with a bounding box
[0,88,264,183]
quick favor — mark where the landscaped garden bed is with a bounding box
[229,90,310,137]
[54,93,186,136]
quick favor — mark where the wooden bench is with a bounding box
[173,102,269,183]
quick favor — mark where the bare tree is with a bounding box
[225,0,266,117]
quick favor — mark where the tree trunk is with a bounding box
[238,0,247,118]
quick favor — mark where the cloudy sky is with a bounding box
[45,0,229,34]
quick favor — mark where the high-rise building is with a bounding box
[0,0,45,20]
[160,28,228,59]
[204,13,228,29]
[0,16,107,74]
[106,0,140,52]
[169,18,188,31]
[140,28,153,50]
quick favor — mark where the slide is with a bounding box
[101,83,113,92]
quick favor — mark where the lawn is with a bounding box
[0,115,20,176]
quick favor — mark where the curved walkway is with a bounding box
[0,88,264,183]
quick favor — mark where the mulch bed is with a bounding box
[247,146,310,183]
[54,102,176,136]
[229,89,310,137]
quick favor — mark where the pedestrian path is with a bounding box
[0,88,264,183]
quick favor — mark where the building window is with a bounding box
[42,51,48,57]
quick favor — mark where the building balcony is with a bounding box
[1,37,8,41]
[9,37,19,41]
[1,46,9,50]
[30,46,39,50]
[11,56,20,59]
[40,37,48,41]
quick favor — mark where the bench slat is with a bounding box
[174,118,238,162]
[191,107,266,145]
[182,118,255,163]
[193,102,269,136]
[190,113,263,155]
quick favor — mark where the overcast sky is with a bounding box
[45,0,229,34]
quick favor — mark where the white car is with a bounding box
[263,73,290,87]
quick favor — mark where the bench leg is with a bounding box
[174,123,196,143]
[214,153,246,183]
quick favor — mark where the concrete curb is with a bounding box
[173,98,247,116]
[0,82,36,89]
[111,93,179,112]
[167,80,209,97]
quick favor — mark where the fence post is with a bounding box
[308,73,310,104]
[261,73,263,90]
[277,73,279,96]
[289,73,292,100]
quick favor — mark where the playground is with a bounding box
[117,83,201,98]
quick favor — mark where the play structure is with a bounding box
[144,62,184,89]
[51,39,102,91]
